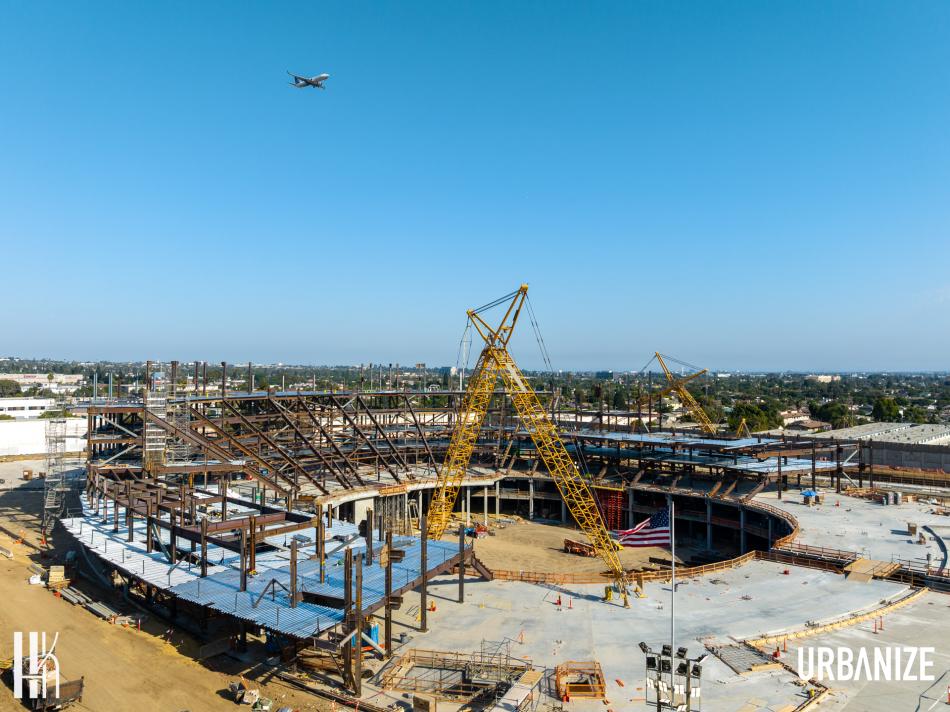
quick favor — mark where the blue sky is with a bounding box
[1,2,948,371]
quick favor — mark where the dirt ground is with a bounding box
[472,518,690,574]
[0,460,334,712]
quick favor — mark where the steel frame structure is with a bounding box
[86,389,514,498]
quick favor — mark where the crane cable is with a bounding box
[455,321,473,388]
[525,294,554,374]
[471,288,521,315]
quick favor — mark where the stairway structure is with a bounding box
[41,407,68,539]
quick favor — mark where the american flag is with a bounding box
[615,508,671,548]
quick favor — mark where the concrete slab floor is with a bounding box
[783,591,950,711]
[362,560,908,711]
[755,490,950,568]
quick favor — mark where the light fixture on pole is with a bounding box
[641,642,703,711]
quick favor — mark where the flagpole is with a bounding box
[670,498,675,700]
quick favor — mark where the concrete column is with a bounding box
[528,480,534,519]
[494,481,500,516]
[483,487,488,526]
[767,517,773,548]
[627,487,635,528]
[739,505,747,554]
[561,499,567,523]
[706,498,712,550]
[465,487,471,527]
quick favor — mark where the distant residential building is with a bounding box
[786,418,831,432]
[780,410,809,425]
[805,374,841,383]
[595,371,614,380]
[0,397,57,419]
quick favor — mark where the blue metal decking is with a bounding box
[62,493,465,639]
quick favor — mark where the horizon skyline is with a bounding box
[2,353,948,377]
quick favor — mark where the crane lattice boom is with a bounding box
[656,352,717,434]
[426,349,499,537]
[425,286,629,605]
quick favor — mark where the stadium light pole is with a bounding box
[641,641,705,711]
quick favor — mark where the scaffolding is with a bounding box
[41,405,68,539]
[380,645,532,704]
[554,661,606,699]
[165,397,195,465]
[41,393,74,539]
[142,365,168,472]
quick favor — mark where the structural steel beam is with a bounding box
[188,406,295,493]
[221,399,329,495]
[354,394,412,474]
[267,397,348,491]
[296,397,366,486]
[329,395,403,483]
[144,409,288,495]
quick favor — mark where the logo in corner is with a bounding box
[12,631,60,700]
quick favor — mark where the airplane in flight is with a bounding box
[288,71,330,89]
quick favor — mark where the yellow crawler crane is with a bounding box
[655,352,717,435]
[735,417,752,438]
[426,285,630,606]
[630,367,706,431]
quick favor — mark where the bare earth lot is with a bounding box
[472,519,687,574]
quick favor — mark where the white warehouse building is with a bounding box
[0,397,57,419]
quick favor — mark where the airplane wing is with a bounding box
[287,71,307,82]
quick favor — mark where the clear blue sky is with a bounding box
[2,2,948,371]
